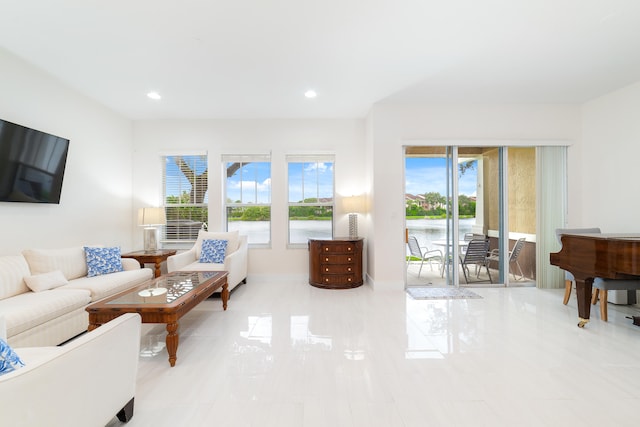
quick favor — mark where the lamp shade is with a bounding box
[138,207,166,226]
[343,195,364,214]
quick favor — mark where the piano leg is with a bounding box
[575,278,594,328]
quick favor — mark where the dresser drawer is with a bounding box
[321,254,356,264]
[320,264,356,274]
[319,274,358,286]
[319,243,358,254]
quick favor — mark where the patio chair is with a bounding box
[486,237,526,280]
[459,238,492,284]
[406,236,443,277]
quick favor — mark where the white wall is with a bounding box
[132,119,366,278]
[366,104,581,290]
[577,81,640,231]
[0,48,135,255]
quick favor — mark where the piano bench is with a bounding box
[592,278,640,321]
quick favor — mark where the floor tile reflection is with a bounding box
[107,279,640,427]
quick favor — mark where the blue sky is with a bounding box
[168,157,473,202]
[167,158,334,204]
[288,162,333,202]
[405,157,477,197]
[226,162,272,203]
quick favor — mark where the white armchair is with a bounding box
[0,313,142,426]
[167,230,248,292]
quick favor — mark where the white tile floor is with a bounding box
[107,279,640,427]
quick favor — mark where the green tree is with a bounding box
[458,194,476,216]
[424,192,445,209]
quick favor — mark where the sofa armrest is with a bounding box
[0,313,142,427]
[224,235,248,288]
[167,248,198,273]
[121,257,142,271]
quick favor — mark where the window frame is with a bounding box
[161,153,209,246]
[222,154,272,248]
[286,154,335,248]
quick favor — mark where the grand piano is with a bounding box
[550,233,640,327]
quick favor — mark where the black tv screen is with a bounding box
[0,119,70,204]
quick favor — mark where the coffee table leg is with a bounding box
[166,321,179,367]
[221,281,229,310]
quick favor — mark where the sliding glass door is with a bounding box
[405,145,537,287]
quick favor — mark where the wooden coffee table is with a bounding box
[86,271,228,367]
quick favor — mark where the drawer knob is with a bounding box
[325,278,329,282]
[348,247,352,251]
[348,278,352,282]
[325,248,329,251]
[325,258,329,261]
[348,267,352,272]
[348,258,351,262]
[325,268,329,272]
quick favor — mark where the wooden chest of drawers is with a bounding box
[308,238,364,289]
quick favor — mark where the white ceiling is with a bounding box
[1,0,640,120]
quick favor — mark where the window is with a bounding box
[223,154,271,245]
[287,155,334,245]
[162,154,208,242]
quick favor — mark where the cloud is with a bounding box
[304,162,332,173]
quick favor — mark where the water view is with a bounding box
[406,217,475,251]
[229,220,332,245]
[229,218,475,248]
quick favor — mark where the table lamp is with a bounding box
[343,195,364,239]
[138,207,166,252]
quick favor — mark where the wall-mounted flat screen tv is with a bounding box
[0,119,70,204]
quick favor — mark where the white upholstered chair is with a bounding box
[167,230,248,292]
[0,313,142,426]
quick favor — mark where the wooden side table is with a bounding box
[308,238,364,289]
[121,249,177,278]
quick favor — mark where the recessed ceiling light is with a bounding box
[147,91,162,100]
[304,90,317,99]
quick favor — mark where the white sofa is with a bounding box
[0,313,142,426]
[167,230,248,291]
[0,247,153,347]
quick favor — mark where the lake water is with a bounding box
[406,218,475,251]
[229,218,475,248]
[229,220,331,244]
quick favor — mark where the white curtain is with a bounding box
[535,146,567,289]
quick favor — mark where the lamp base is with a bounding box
[143,227,158,253]
[348,213,358,239]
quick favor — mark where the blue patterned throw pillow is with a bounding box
[84,246,124,277]
[199,239,228,264]
[0,338,25,376]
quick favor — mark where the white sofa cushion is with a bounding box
[0,315,6,341]
[195,230,239,258]
[0,256,31,300]
[24,271,68,293]
[174,261,226,272]
[63,268,153,301]
[22,247,88,280]
[0,289,91,337]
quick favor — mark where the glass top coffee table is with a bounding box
[86,271,228,367]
